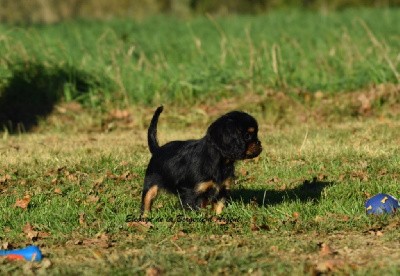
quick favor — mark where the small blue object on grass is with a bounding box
[365,193,399,215]
[0,245,42,261]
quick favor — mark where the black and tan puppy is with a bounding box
[141,106,262,216]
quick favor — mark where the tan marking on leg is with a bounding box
[213,200,225,215]
[223,177,233,190]
[143,186,159,214]
[196,181,217,194]
[247,127,255,133]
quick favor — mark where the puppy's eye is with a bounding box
[244,133,252,141]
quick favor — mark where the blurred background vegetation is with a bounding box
[0,0,399,131]
[1,0,399,23]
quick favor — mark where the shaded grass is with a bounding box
[0,62,109,132]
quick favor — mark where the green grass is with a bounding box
[0,7,400,274]
[1,112,400,274]
[0,8,399,107]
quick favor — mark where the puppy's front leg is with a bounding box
[212,178,232,215]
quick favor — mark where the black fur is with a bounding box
[141,106,262,215]
[147,105,164,154]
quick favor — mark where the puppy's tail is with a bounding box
[148,106,164,154]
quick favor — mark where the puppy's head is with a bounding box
[207,111,262,160]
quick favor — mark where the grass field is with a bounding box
[1,7,400,275]
[1,86,400,274]
[0,8,399,107]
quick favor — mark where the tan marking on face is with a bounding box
[247,127,255,133]
[196,181,217,194]
[246,142,262,156]
[143,185,159,213]
[213,200,225,215]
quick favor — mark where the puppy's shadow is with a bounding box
[231,177,333,207]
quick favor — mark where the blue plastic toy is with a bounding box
[0,245,42,261]
[365,193,399,215]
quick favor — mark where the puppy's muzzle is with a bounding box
[245,140,262,159]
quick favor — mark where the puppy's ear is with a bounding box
[207,118,245,160]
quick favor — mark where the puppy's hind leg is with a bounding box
[140,183,159,217]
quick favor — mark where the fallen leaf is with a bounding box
[146,266,163,276]
[315,260,333,274]
[119,161,129,166]
[86,195,99,203]
[79,213,86,225]
[0,174,11,183]
[23,222,38,241]
[171,231,187,241]
[314,216,324,222]
[211,217,227,225]
[37,231,51,238]
[96,232,110,241]
[1,242,10,250]
[15,195,31,209]
[319,242,336,257]
[268,177,280,183]
[189,255,208,265]
[127,221,154,232]
[67,174,78,181]
[357,93,372,114]
[22,222,50,241]
[55,102,82,114]
[369,230,384,236]
[249,216,269,231]
[378,168,388,177]
[359,160,368,169]
[314,91,324,99]
[351,170,369,181]
[109,109,131,120]
[54,188,62,195]
[317,173,328,181]
[74,233,111,248]
[269,245,278,252]
[93,177,104,187]
[364,191,372,199]
[118,171,138,181]
[239,168,248,177]
[73,240,83,245]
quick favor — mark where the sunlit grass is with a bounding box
[1,111,400,273]
[0,8,399,108]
